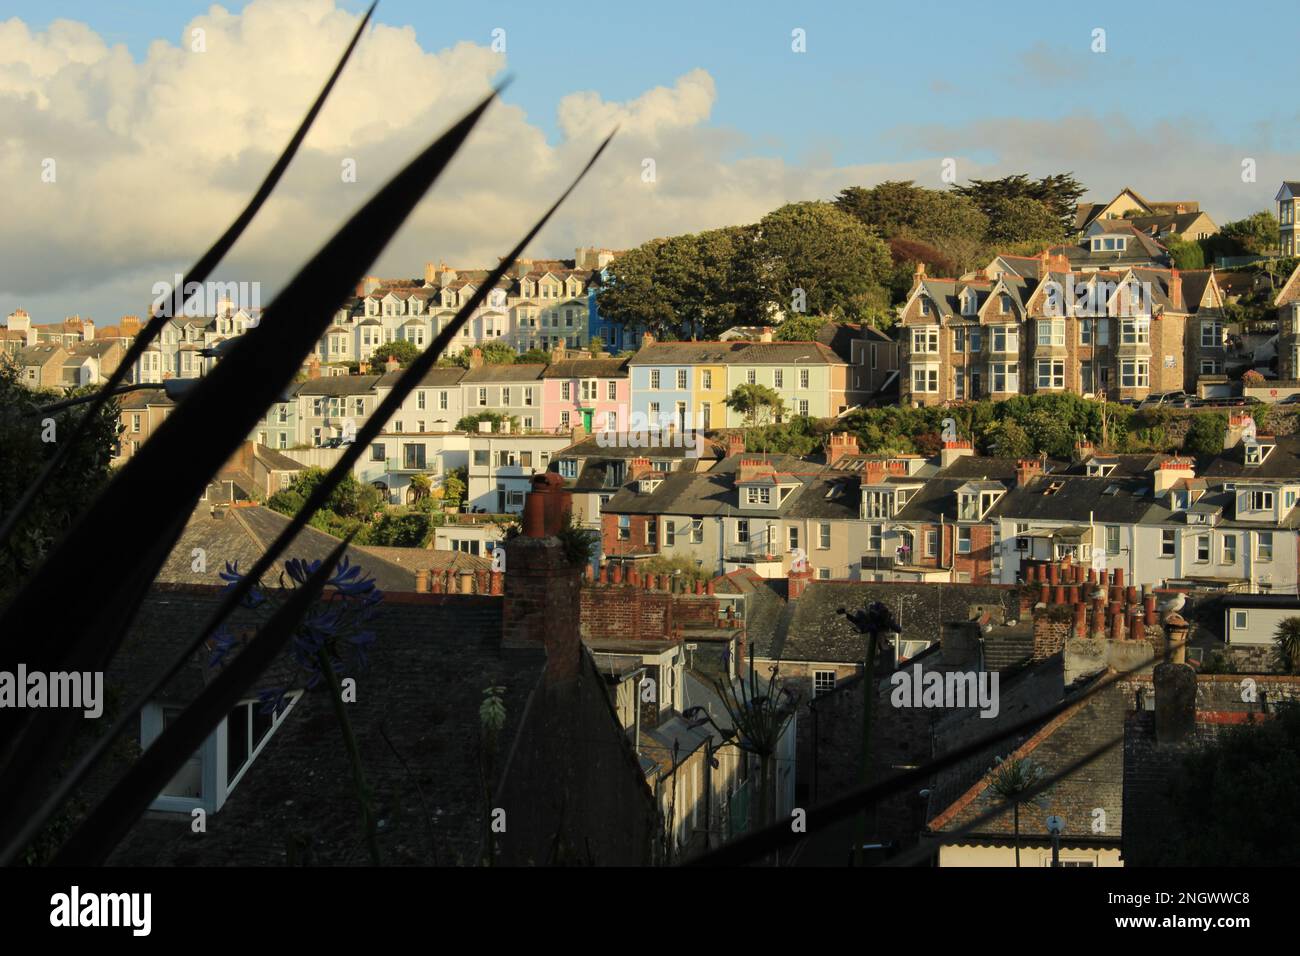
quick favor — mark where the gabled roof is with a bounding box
[375,367,466,389]
[297,375,380,396]
[541,357,629,379]
[462,363,545,383]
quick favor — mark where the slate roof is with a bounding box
[749,580,1021,664]
[296,375,381,396]
[990,475,1170,525]
[600,454,857,521]
[353,544,491,574]
[542,358,629,379]
[158,505,420,591]
[1200,435,1300,480]
[103,589,538,866]
[375,367,466,388]
[628,341,845,366]
[117,388,173,409]
[462,364,545,383]
[927,670,1130,848]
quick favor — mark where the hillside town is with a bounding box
[6,173,1300,871]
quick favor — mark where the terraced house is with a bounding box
[540,355,629,434]
[628,337,849,430]
[900,253,1227,406]
[599,449,869,580]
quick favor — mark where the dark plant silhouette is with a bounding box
[0,0,614,866]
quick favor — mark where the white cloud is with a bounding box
[0,2,1291,324]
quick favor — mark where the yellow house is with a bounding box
[694,363,728,431]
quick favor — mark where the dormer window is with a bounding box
[745,486,771,505]
[1244,442,1274,465]
[1087,462,1115,477]
[1090,236,1129,252]
[961,291,977,315]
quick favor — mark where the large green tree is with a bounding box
[952,173,1085,234]
[983,195,1066,246]
[773,314,831,341]
[371,339,420,368]
[755,201,892,319]
[0,366,120,598]
[1216,211,1281,257]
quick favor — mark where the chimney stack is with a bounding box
[468,347,484,370]
[385,356,399,373]
[1153,661,1196,745]
[1015,458,1044,488]
[940,438,974,469]
[760,327,774,342]
[307,354,322,380]
[787,562,813,600]
[826,432,860,468]
[503,473,581,686]
[1153,456,1195,495]
[726,432,746,458]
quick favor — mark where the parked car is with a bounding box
[1139,390,1191,409]
[1190,395,1247,409]
[1278,393,1300,406]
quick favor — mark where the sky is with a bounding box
[3,0,1298,322]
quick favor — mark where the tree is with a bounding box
[952,172,1085,234]
[371,339,420,368]
[755,202,892,319]
[983,195,1065,246]
[834,182,988,263]
[1183,411,1228,458]
[595,239,686,340]
[984,756,1048,867]
[1275,617,1300,672]
[773,314,830,341]
[1150,702,1300,865]
[1217,211,1280,257]
[725,383,785,431]
[456,411,517,433]
[442,467,466,508]
[480,341,519,365]
[1165,233,1205,270]
[517,348,551,364]
[990,419,1032,458]
[0,365,119,601]
[408,473,431,502]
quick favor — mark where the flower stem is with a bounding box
[317,650,382,866]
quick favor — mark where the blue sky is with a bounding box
[3,0,1296,320]
[12,0,1300,167]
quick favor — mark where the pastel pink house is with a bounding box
[541,357,629,434]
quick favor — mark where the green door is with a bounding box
[581,408,593,433]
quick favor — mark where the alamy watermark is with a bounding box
[150,275,262,318]
[1039,276,1152,319]
[595,405,706,458]
[0,664,103,718]
[890,663,999,719]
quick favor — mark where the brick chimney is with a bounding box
[863,459,886,485]
[1168,268,1182,310]
[1153,661,1196,745]
[826,432,860,468]
[1072,440,1094,462]
[385,356,399,373]
[760,327,774,343]
[939,438,973,469]
[787,562,813,600]
[424,261,437,285]
[628,457,653,481]
[913,262,926,283]
[640,332,654,348]
[1153,456,1195,495]
[726,432,746,459]
[468,347,484,370]
[1015,458,1043,488]
[503,473,581,686]
[307,354,321,380]
[550,344,566,365]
